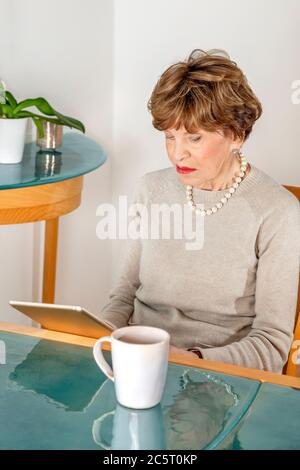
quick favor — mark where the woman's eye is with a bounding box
[164,135,201,142]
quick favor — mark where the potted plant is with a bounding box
[0,81,85,164]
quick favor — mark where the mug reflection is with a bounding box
[92,402,166,450]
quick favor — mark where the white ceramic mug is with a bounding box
[93,325,170,409]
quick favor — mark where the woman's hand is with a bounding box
[169,345,197,357]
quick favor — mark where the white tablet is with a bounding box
[9,300,114,338]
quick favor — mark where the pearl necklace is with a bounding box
[185,152,248,216]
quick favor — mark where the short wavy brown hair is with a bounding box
[147,49,262,141]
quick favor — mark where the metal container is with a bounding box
[36,121,63,150]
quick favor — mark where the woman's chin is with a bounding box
[178,173,196,185]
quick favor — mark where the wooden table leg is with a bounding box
[42,218,59,303]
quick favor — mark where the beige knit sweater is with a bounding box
[100,165,300,373]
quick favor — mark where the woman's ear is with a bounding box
[230,134,244,153]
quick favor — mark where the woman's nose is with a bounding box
[175,150,190,162]
[174,144,189,162]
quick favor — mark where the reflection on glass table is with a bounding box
[0,331,261,450]
[35,151,62,178]
[8,339,105,412]
[92,402,166,450]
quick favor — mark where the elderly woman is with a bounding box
[100,49,300,373]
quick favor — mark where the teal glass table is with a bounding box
[0,132,107,303]
[1,327,300,450]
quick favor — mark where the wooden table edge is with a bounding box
[1,321,300,389]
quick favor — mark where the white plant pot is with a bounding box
[0,117,29,164]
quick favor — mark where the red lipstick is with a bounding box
[176,165,197,174]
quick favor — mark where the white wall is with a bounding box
[0,0,114,323]
[112,0,300,278]
[0,0,299,324]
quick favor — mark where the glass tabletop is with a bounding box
[0,331,261,450]
[219,382,300,450]
[0,132,107,190]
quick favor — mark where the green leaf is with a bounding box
[0,80,6,105]
[15,110,53,120]
[16,111,67,127]
[5,91,17,109]
[1,103,14,118]
[13,97,54,116]
[32,117,45,139]
[16,111,75,139]
[12,97,85,133]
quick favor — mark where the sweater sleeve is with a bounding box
[198,194,300,373]
[99,177,145,329]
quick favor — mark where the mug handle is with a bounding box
[93,337,114,381]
